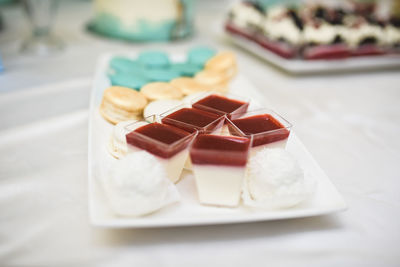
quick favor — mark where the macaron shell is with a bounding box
[109,57,143,73]
[141,82,183,101]
[146,68,181,82]
[107,120,137,158]
[138,51,170,68]
[170,77,211,96]
[205,51,237,72]
[194,70,229,86]
[107,136,124,159]
[188,46,217,67]
[109,72,149,91]
[171,63,202,77]
[102,86,148,112]
[208,81,230,94]
[99,101,143,125]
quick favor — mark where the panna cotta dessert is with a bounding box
[125,120,196,183]
[228,108,292,155]
[161,105,225,170]
[190,134,252,207]
[192,93,249,120]
[161,105,225,134]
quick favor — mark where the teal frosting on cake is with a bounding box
[89,13,178,41]
[187,46,217,67]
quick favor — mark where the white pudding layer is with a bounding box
[192,165,246,207]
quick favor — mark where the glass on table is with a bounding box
[160,103,225,134]
[21,0,63,55]
[124,117,197,183]
[226,108,292,155]
[191,92,250,120]
[189,134,252,207]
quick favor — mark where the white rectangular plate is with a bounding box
[88,53,347,228]
[226,32,400,74]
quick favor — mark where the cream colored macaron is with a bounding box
[205,51,237,71]
[107,120,136,159]
[100,86,148,125]
[140,82,183,101]
[209,81,229,94]
[170,77,212,96]
[194,70,228,86]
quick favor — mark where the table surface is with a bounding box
[1,1,400,267]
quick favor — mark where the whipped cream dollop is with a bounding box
[303,23,339,44]
[341,15,386,47]
[385,25,400,45]
[230,2,263,29]
[104,151,180,216]
[263,6,302,45]
[242,148,315,209]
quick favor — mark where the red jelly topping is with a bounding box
[126,122,193,159]
[192,94,249,119]
[162,108,224,133]
[190,134,251,166]
[230,114,290,147]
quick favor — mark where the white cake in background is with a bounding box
[90,0,194,41]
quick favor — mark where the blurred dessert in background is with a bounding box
[225,0,400,59]
[88,0,194,41]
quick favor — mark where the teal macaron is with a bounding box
[145,68,181,82]
[109,57,143,73]
[187,46,216,67]
[138,51,170,69]
[108,72,149,91]
[171,62,202,77]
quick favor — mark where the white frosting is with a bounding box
[243,148,315,209]
[230,2,263,29]
[343,23,385,47]
[143,99,183,122]
[303,23,338,44]
[385,25,400,45]
[104,151,180,216]
[265,6,287,20]
[94,0,179,28]
[263,7,302,45]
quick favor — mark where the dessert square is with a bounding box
[190,134,251,207]
[125,121,196,183]
[161,105,225,134]
[192,93,249,120]
[227,108,292,151]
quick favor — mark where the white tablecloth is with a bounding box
[1,1,400,266]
